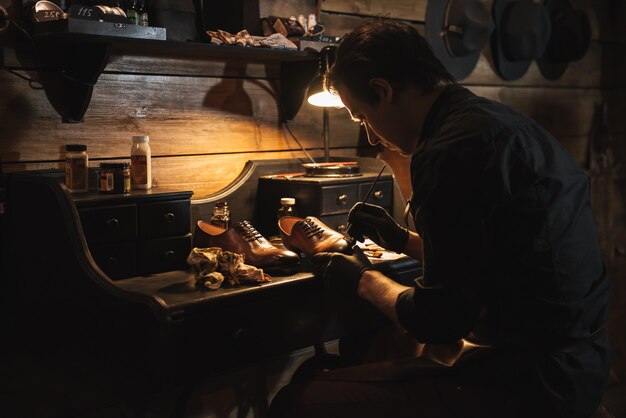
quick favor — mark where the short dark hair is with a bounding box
[326,21,455,105]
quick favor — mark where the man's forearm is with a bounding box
[402,231,423,261]
[357,270,412,323]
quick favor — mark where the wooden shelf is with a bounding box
[115,39,315,63]
[34,28,316,63]
[30,20,319,123]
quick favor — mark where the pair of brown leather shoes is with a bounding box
[278,216,350,257]
[192,220,299,272]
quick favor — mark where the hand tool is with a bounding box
[343,164,386,244]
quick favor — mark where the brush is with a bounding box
[343,164,386,244]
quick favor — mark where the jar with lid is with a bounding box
[99,162,131,194]
[65,144,89,193]
[210,201,230,229]
[277,197,296,220]
[130,135,151,190]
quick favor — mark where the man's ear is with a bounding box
[368,78,394,103]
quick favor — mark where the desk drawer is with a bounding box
[89,241,137,280]
[318,213,350,234]
[138,200,190,239]
[139,235,191,275]
[359,180,392,208]
[321,184,358,215]
[79,204,137,244]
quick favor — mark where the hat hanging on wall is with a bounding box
[426,0,494,81]
[537,0,591,81]
[491,0,552,81]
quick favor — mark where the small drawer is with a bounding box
[79,204,137,244]
[318,213,350,235]
[320,209,393,239]
[89,242,137,280]
[359,180,393,208]
[138,235,191,275]
[321,184,358,215]
[138,200,190,239]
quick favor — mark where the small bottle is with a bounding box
[210,202,230,230]
[99,162,131,194]
[297,15,307,34]
[130,135,151,190]
[307,14,317,34]
[125,0,139,25]
[65,144,89,193]
[277,197,296,220]
[137,0,148,26]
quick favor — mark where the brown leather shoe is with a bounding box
[192,220,299,271]
[278,216,350,257]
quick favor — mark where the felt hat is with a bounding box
[491,0,552,81]
[537,0,591,80]
[426,0,494,81]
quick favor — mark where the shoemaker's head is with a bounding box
[326,21,454,156]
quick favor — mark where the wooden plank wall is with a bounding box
[1,0,625,380]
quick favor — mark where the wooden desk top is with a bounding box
[115,254,420,322]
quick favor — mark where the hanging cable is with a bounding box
[0,4,8,34]
[283,120,318,165]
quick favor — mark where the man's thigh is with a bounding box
[268,352,528,418]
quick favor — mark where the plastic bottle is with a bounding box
[65,144,89,193]
[210,202,231,229]
[130,135,151,190]
[277,197,296,220]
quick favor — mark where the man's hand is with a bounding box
[347,203,409,253]
[312,246,373,296]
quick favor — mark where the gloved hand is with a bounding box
[347,203,409,253]
[312,246,373,296]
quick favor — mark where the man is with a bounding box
[269,21,611,418]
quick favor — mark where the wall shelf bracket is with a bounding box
[33,37,110,123]
[280,59,318,121]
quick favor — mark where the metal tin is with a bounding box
[99,162,131,193]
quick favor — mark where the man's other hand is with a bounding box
[312,246,373,296]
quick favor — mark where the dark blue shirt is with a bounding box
[395,84,611,416]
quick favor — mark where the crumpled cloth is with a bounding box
[206,29,297,50]
[187,247,271,290]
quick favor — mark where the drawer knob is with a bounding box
[164,212,176,223]
[105,218,119,229]
[337,194,348,205]
[373,191,383,200]
[164,250,175,258]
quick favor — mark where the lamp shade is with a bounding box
[306,75,344,107]
[306,45,344,108]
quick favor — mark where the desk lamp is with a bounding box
[306,46,344,164]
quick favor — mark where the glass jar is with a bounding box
[210,201,230,229]
[65,144,89,193]
[277,197,296,220]
[138,0,149,26]
[99,162,131,194]
[126,0,139,25]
